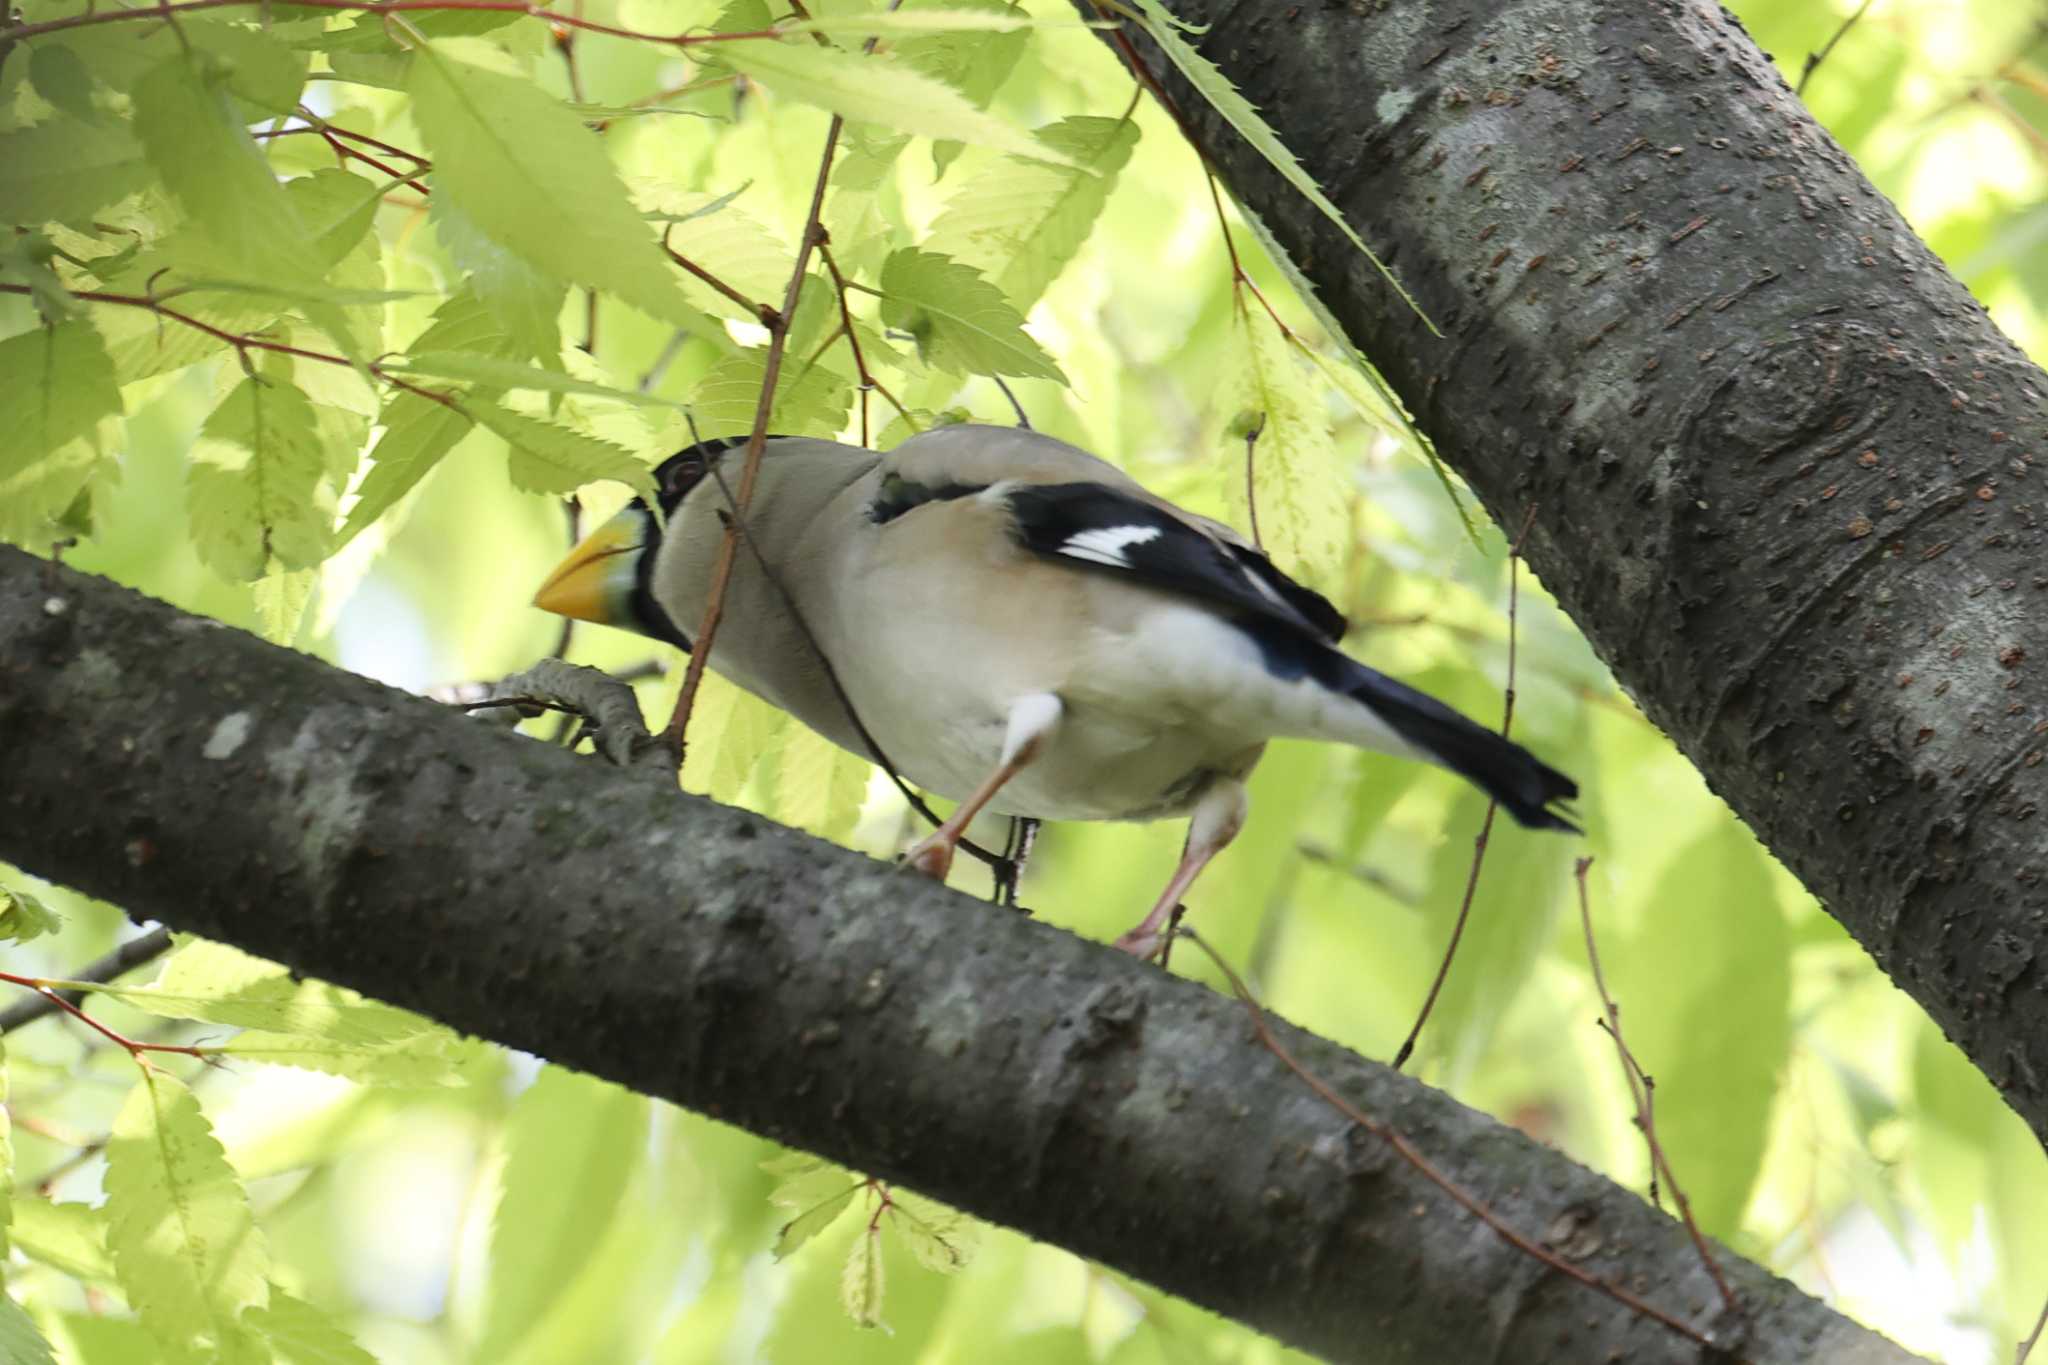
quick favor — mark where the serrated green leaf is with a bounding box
[336,394,476,547]
[187,21,309,116]
[407,40,726,341]
[187,376,334,580]
[680,671,791,804]
[475,1067,650,1361]
[1225,296,1348,592]
[103,1070,271,1361]
[220,1029,477,1088]
[0,322,122,482]
[11,1199,114,1284]
[878,248,1062,382]
[768,1163,858,1211]
[893,0,1030,176]
[252,567,316,645]
[758,1150,828,1179]
[1125,0,1432,331]
[631,184,789,320]
[888,1192,978,1273]
[925,114,1138,312]
[840,1224,886,1329]
[712,39,1079,169]
[688,348,853,439]
[246,1288,378,1365]
[429,199,568,364]
[284,169,385,272]
[0,1292,57,1365]
[772,727,868,843]
[132,51,318,294]
[778,8,1078,34]
[0,121,149,224]
[154,938,287,998]
[0,884,64,944]
[468,401,656,499]
[395,352,681,408]
[28,43,99,123]
[773,1182,860,1261]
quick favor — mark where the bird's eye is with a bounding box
[664,456,702,495]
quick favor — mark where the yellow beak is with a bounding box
[532,509,645,625]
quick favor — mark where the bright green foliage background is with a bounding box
[0,0,2044,1361]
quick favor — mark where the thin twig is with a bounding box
[1391,503,1537,1070]
[1240,413,1266,549]
[1,0,789,48]
[1574,858,1743,1323]
[1796,0,1877,96]
[0,971,209,1062]
[661,114,844,759]
[0,927,174,1035]
[1172,926,1722,1353]
[2018,1287,2048,1365]
[0,285,463,412]
[663,226,776,322]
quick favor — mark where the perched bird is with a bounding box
[534,425,1577,954]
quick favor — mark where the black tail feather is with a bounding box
[1345,666,1580,832]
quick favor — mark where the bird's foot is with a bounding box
[449,660,669,771]
[901,833,957,881]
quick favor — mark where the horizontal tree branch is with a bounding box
[0,548,1920,1364]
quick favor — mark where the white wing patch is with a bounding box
[1059,524,1163,568]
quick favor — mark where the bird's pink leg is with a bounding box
[1114,776,1249,957]
[904,694,1062,881]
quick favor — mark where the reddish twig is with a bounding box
[817,240,911,447]
[662,113,843,758]
[0,927,175,1035]
[2,0,787,47]
[661,226,775,323]
[1391,502,1538,1070]
[1172,926,1723,1353]
[1573,857,1743,1323]
[0,284,464,411]
[0,970,208,1064]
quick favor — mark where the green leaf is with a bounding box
[219,1028,477,1088]
[395,352,681,408]
[247,1288,378,1365]
[772,1179,861,1261]
[407,40,727,340]
[103,1070,271,1361]
[1615,824,1791,1235]
[335,286,524,546]
[252,567,317,646]
[28,42,100,123]
[631,184,790,319]
[11,1199,114,1284]
[924,114,1139,313]
[840,1224,886,1329]
[284,169,385,272]
[0,322,122,483]
[186,20,309,116]
[0,1035,10,1260]
[0,883,63,945]
[772,727,869,843]
[1224,296,1348,593]
[1124,0,1433,331]
[0,1292,57,1365]
[187,376,335,580]
[475,1067,651,1362]
[878,248,1063,382]
[132,51,318,294]
[688,348,853,439]
[0,121,149,224]
[469,401,657,499]
[778,8,1078,34]
[888,1192,978,1274]
[429,199,569,364]
[712,39,1080,169]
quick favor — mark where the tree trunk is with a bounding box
[1105,0,2048,1139]
[0,547,1920,1364]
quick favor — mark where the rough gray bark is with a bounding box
[1107,0,2048,1138]
[0,548,1921,1364]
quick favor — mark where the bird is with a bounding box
[532,424,1577,955]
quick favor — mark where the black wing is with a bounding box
[1003,481,1346,644]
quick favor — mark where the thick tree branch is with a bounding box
[1103,0,2048,1138]
[0,549,1919,1364]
